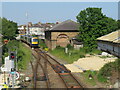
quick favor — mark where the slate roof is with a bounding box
[72,39,83,45]
[97,30,120,43]
[46,20,79,31]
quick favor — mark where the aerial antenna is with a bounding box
[26,12,29,35]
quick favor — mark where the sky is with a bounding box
[1,1,119,25]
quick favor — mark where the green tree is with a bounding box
[0,17,2,34]
[118,20,120,29]
[2,18,18,40]
[76,8,118,51]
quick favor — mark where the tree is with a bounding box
[2,18,18,40]
[76,8,118,51]
[0,17,2,34]
[118,20,120,29]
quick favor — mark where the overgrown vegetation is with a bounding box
[76,7,118,51]
[97,59,120,83]
[81,70,97,86]
[50,45,102,63]
[81,59,119,85]
[39,39,47,49]
[2,40,31,70]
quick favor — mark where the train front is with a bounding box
[31,36,39,48]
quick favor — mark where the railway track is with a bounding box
[31,49,51,89]
[21,40,83,88]
[34,48,83,88]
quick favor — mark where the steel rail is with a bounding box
[32,50,50,89]
[20,40,83,88]
[34,48,83,88]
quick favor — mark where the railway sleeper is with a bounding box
[51,64,71,74]
[36,75,48,81]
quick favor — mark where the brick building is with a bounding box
[45,20,79,50]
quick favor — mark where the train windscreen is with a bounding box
[33,39,38,42]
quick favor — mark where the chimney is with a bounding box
[56,22,59,24]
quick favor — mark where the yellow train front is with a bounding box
[21,35,39,48]
[30,36,39,47]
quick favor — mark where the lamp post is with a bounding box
[14,46,18,71]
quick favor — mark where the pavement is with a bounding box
[0,72,9,85]
[0,73,5,89]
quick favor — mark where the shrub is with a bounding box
[67,44,73,50]
[79,54,85,58]
[39,39,47,49]
[56,45,64,50]
[97,74,107,83]
[91,49,102,55]
[97,59,120,83]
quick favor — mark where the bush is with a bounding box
[67,44,73,50]
[98,62,114,77]
[97,74,107,83]
[91,49,102,55]
[39,39,47,49]
[79,54,85,58]
[97,59,120,83]
[56,45,65,50]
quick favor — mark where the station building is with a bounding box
[45,20,79,50]
[97,30,120,57]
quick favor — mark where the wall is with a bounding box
[45,31,79,50]
[97,41,120,57]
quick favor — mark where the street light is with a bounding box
[14,46,18,71]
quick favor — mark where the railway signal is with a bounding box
[9,52,16,60]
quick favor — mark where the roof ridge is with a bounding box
[50,19,77,30]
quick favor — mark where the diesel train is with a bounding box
[20,35,39,47]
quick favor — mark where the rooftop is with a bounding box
[46,20,79,31]
[97,30,120,43]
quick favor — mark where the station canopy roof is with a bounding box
[97,30,120,43]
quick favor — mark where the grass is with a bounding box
[17,42,31,70]
[2,40,32,70]
[50,46,83,63]
[50,46,102,64]
[39,39,47,49]
[81,70,97,86]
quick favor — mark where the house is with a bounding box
[45,20,79,50]
[18,22,55,39]
[29,24,45,39]
[97,30,120,57]
[29,23,55,39]
[18,25,26,35]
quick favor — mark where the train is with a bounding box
[20,35,39,48]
